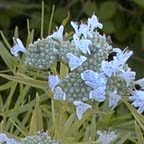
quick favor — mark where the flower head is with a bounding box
[73,100,92,120]
[10,37,26,57]
[129,90,144,113]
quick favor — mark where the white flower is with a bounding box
[0,133,18,144]
[70,21,79,36]
[108,90,121,110]
[47,25,64,42]
[119,69,136,87]
[66,53,87,71]
[89,86,106,102]
[73,34,92,54]
[79,23,93,38]
[113,48,133,67]
[134,78,144,89]
[71,14,102,38]
[71,22,92,38]
[129,90,144,113]
[101,61,116,77]
[48,75,61,91]
[102,48,133,77]
[53,86,66,100]
[87,14,103,31]
[10,37,26,57]
[73,101,92,120]
[81,70,107,89]
[96,130,117,144]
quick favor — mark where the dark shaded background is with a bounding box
[1,0,144,78]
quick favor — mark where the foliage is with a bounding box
[0,1,144,144]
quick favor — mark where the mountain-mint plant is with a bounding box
[7,14,144,143]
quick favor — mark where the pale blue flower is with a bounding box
[70,21,79,36]
[0,133,18,144]
[102,48,133,77]
[73,34,92,54]
[96,130,117,144]
[71,22,92,38]
[108,90,121,110]
[53,86,66,100]
[10,37,26,57]
[81,70,107,89]
[47,25,64,42]
[129,90,144,113]
[73,100,92,120]
[48,75,61,91]
[101,61,115,77]
[87,14,103,31]
[89,86,106,102]
[134,78,144,89]
[119,69,136,87]
[71,14,102,38]
[79,23,93,38]
[66,53,87,71]
[113,48,133,66]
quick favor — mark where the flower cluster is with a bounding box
[10,14,144,120]
[21,131,59,144]
[0,132,59,144]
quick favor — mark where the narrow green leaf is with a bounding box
[62,12,70,26]
[90,114,96,140]
[0,31,11,49]
[0,73,49,90]
[0,81,16,91]
[116,132,130,144]
[60,63,69,79]
[14,26,19,38]
[0,94,3,110]
[4,82,17,110]
[41,1,44,38]
[64,113,75,134]
[123,99,144,131]
[10,118,27,136]
[0,42,18,72]
[135,121,144,144]
[48,5,55,34]
[29,93,43,134]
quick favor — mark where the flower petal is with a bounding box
[73,34,92,54]
[48,75,61,91]
[47,25,64,42]
[89,87,106,102]
[53,87,66,100]
[10,38,26,57]
[67,53,87,71]
[108,90,121,110]
[73,101,92,120]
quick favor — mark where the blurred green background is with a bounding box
[1,0,144,78]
